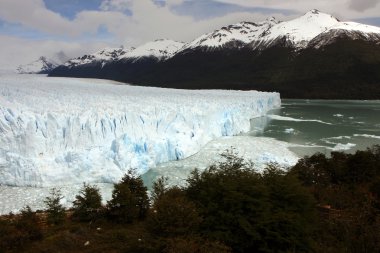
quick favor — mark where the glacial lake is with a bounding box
[251,99,380,156]
[143,99,380,188]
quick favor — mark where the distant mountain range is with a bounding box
[46,10,380,99]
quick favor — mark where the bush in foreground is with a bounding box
[44,188,66,226]
[72,183,102,222]
[107,169,150,223]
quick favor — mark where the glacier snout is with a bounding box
[0,75,280,186]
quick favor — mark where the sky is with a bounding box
[0,0,380,69]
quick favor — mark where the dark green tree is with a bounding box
[72,183,102,222]
[0,206,43,252]
[107,169,149,223]
[151,176,168,203]
[147,187,202,237]
[16,206,43,241]
[44,188,66,225]
[185,151,316,253]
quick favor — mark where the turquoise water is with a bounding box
[250,99,380,157]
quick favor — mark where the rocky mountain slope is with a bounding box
[50,10,380,99]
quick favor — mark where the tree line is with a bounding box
[0,145,379,252]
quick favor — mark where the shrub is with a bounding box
[0,206,42,252]
[185,151,316,253]
[44,188,66,225]
[107,169,149,223]
[164,236,232,253]
[147,187,201,237]
[72,183,102,222]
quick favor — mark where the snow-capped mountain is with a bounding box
[64,39,184,69]
[17,57,58,74]
[179,19,278,52]
[50,10,380,99]
[64,47,128,68]
[122,39,184,61]
[179,9,380,52]
[57,10,380,67]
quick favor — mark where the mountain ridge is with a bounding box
[49,10,380,99]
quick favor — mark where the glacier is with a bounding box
[0,74,280,187]
[0,136,301,214]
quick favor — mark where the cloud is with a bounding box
[349,0,380,12]
[0,0,380,69]
[0,0,75,36]
[170,0,295,20]
[0,35,109,70]
[215,0,380,19]
[99,0,132,12]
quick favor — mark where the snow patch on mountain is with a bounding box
[122,39,184,61]
[64,39,184,68]
[263,10,340,48]
[0,74,280,187]
[180,19,278,51]
[176,9,380,52]
[57,10,380,68]
[17,57,58,74]
[64,47,129,68]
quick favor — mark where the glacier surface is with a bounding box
[0,74,280,186]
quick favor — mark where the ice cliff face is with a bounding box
[0,75,280,186]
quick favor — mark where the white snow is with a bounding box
[60,10,380,68]
[65,39,184,67]
[180,20,277,51]
[0,74,280,187]
[328,21,380,34]
[264,10,339,48]
[177,9,380,52]
[65,47,128,67]
[17,57,58,74]
[123,39,184,61]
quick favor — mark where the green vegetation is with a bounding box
[72,183,102,222]
[0,146,379,252]
[106,169,150,223]
[43,188,66,226]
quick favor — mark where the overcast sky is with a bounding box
[1,0,380,69]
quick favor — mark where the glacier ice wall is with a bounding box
[0,74,280,186]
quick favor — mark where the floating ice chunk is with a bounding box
[353,134,380,139]
[324,136,351,140]
[284,128,295,133]
[331,143,356,151]
[268,115,332,125]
